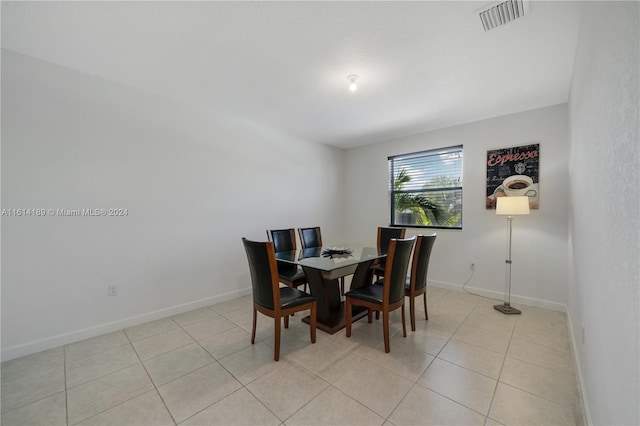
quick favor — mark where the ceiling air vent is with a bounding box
[476,0,530,32]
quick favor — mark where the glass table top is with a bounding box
[274,244,386,272]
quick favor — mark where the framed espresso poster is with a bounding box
[486,143,540,210]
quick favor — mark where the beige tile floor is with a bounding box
[1,288,584,425]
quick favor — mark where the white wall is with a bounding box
[567,2,640,425]
[1,50,345,360]
[344,104,570,309]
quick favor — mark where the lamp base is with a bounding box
[494,303,521,315]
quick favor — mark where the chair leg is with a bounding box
[310,303,317,343]
[383,310,390,353]
[345,298,352,337]
[367,309,373,323]
[375,311,380,320]
[251,307,257,344]
[340,277,345,295]
[401,304,407,338]
[423,292,428,320]
[274,317,281,361]
[287,282,297,317]
[409,296,416,332]
[284,314,289,329]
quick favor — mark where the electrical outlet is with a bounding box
[470,263,476,271]
[107,284,119,296]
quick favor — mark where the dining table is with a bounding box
[274,244,386,334]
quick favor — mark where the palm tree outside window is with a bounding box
[388,146,463,229]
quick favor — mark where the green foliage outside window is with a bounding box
[389,146,462,229]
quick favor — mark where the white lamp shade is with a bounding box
[496,196,530,216]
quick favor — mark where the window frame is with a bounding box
[388,145,463,230]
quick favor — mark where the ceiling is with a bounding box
[1,1,584,149]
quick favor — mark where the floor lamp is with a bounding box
[495,196,530,315]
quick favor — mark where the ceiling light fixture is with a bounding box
[347,74,358,92]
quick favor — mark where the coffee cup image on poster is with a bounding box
[486,143,539,210]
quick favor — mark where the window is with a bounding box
[389,145,463,229]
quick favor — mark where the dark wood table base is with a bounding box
[301,304,368,334]
[301,260,374,334]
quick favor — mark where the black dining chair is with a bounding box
[298,227,322,249]
[345,237,415,353]
[242,238,317,361]
[267,228,308,292]
[405,234,437,331]
[372,227,406,281]
[298,226,348,295]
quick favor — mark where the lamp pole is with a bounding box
[495,195,529,315]
[494,214,522,314]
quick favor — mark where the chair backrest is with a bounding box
[298,227,322,249]
[377,227,406,266]
[410,234,437,292]
[242,238,280,310]
[377,227,406,253]
[267,228,297,253]
[383,237,415,304]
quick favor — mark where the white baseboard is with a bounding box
[1,288,252,362]
[566,311,593,425]
[429,280,568,312]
